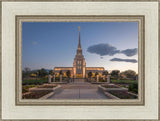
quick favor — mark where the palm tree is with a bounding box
[39,68,48,78]
[95,72,98,77]
[59,70,63,75]
[88,72,92,79]
[66,70,71,78]
[49,70,54,75]
[110,70,120,80]
[95,72,99,80]
[102,71,108,76]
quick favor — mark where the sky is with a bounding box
[22,22,138,73]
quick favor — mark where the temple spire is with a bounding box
[78,26,81,49]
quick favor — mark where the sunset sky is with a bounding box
[22,22,138,73]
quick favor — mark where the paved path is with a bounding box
[48,80,109,99]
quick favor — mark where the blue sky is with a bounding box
[22,22,138,73]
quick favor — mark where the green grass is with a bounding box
[111,79,137,84]
[22,79,48,85]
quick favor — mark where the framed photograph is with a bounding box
[16,15,144,106]
[1,0,159,120]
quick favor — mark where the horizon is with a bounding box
[22,22,138,73]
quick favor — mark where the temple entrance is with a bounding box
[76,74,83,78]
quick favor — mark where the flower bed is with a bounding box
[22,90,52,99]
[108,90,137,99]
[22,85,37,93]
[102,84,119,88]
[117,84,129,88]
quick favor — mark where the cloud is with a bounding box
[87,43,138,57]
[32,41,38,45]
[110,58,137,63]
[121,48,137,57]
[87,43,120,56]
[100,56,103,59]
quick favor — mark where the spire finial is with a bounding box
[78,26,80,32]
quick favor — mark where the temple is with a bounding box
[54,27,104,78]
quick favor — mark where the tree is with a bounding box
[129,83,138,94]
[22,70,25,79]
[120,72,126,79]
[123,70,136,79]
[95,72,99,77]
[111,70,120,78]
[36,71,39,80]
[88,72,92,78]
[38,68,48,78]
[66,70,71,78]
[59,70,63,75]
[102,71,108,76]
[22,67,31,79]
[49,70,54,75]
[24,67,31,72]
[30,73,36,77]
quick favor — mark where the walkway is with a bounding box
[48,80,109,99]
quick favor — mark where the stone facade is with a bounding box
[54,27,104,78]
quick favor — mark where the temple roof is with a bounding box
[54,67,73,68]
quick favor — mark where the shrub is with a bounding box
[22,79,48,85]
[55,77,60,81]
[128,83,138,94]
[99,79,105,82]
[110,79,137,84]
